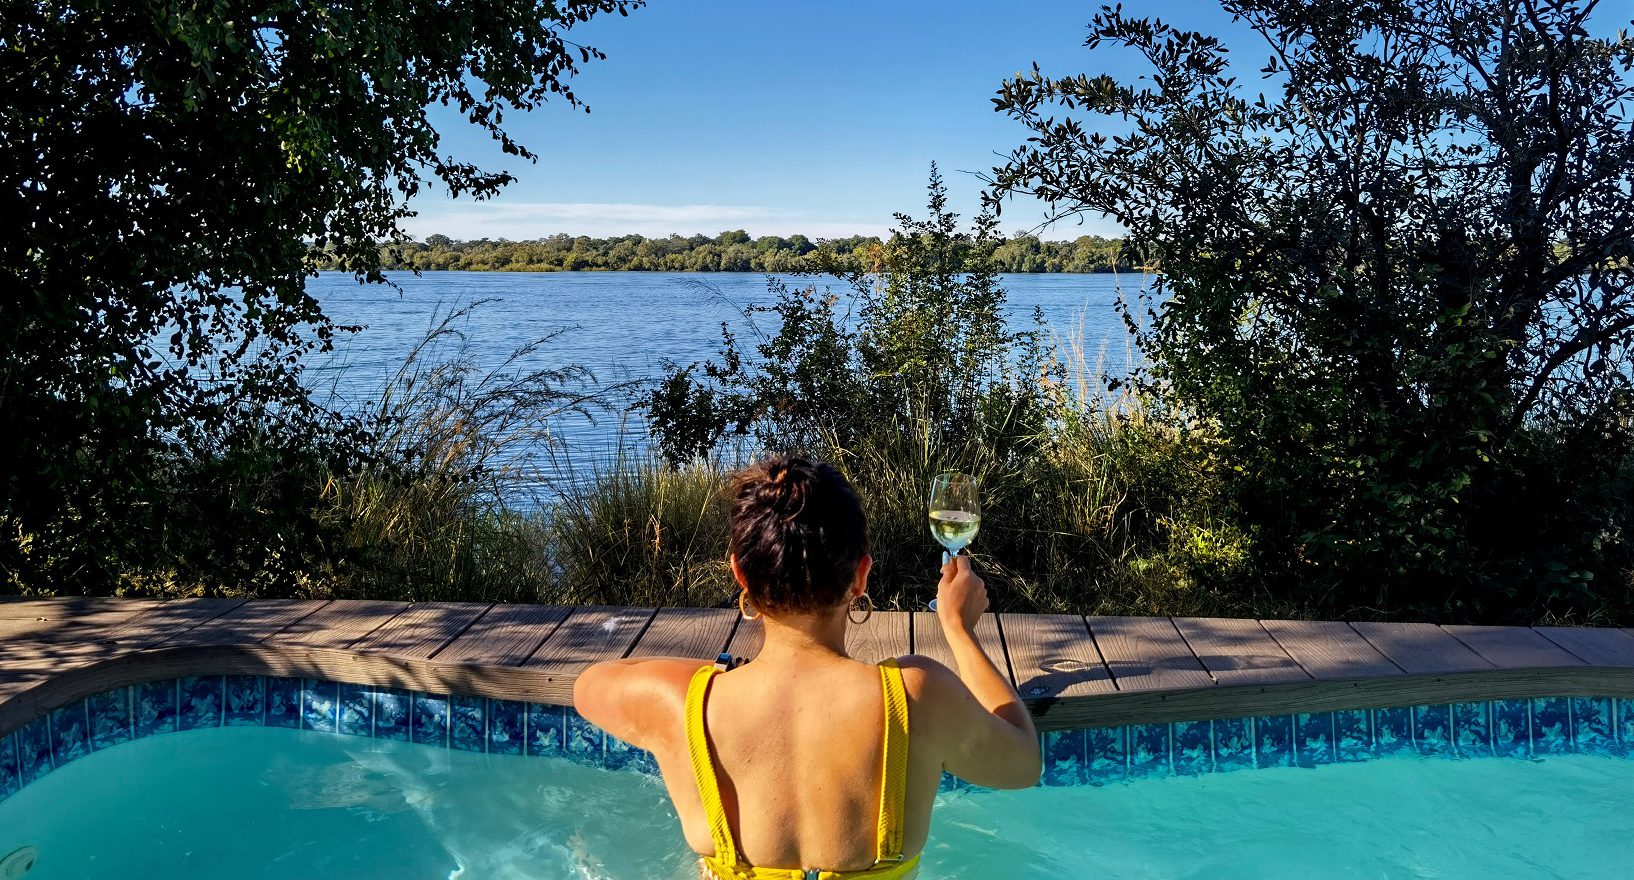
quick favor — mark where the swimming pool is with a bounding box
[4,723,1633,878]
[5,676,1634,877]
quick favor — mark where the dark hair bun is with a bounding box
[756,457,811,520]
[729,455,868,614]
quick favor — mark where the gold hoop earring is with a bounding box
[847,593,874,625]
[738,591,762,621]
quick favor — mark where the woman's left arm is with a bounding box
[572,658,700,750]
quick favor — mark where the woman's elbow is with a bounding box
[572,662,613,723]
[1003,747,1044,790]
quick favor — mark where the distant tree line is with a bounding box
[331,230,1131,273]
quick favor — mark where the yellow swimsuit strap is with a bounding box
[685,665,740,868]
[874,658,911,866]
[685,660,914,875]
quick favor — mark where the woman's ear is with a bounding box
[730,553,750,589]
[852,554,873,598]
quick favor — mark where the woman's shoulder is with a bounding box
[573,657,709,749]
[890,654,962,700]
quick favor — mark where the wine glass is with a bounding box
[927,472,980,611]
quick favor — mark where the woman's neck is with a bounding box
[753,606,851,664]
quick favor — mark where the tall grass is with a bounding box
[315,302,598,603]
[524,303,1265,616]
[108,290,1286,617]
[540,445,734,606]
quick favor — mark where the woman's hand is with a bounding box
[936,554,987,633]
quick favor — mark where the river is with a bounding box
[306,271,1152,488]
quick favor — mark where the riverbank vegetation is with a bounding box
[326,229,1131,274]
[7,0,1634,627]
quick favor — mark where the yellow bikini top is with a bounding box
[684,658,921,880]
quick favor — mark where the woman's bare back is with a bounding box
[575,555,1040,875]
[650,654,943,871]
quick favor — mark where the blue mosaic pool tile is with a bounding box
[373,688,411,741]
[179,676,223,731]
[0,733,19,800]
[339,684,373,737]
[1085,726,1126,785]
[1532,697,1572,755]
[33,673,1634,795]
[487,700,526,756]
[1572,697,1614,752]
[1372,706,1413,756]
[412,693,450,747]
[1335,709,1370,762]
[450,695,487,752]
[627,745,660,775]
[17,716,53,785]
[1127,723,1170,779]
[1296,712,1336,767]
[1452,703,1492,757]
[265,677,303,728]
[526,704,564,755]
[1254,715,1294,768]
[605,734,639,770]
[1211,717,1253,772]
[301,679,339,733]
[224,676,265,727]
[87,687,132,750]
[49,702,91,766]
[134,679,179,738]
[1413,704,1453,757]
[1492,700,1531,758]
[566,708,604,761]
[1171,721,1211,776]
[1041,729,1085,785]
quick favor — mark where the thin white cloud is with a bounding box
[402,200,888,241]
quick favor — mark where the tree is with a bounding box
[0,0,640,591]
[991,0,1634,620]
[648,166,1041,462]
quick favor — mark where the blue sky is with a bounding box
[405,0,1246,242]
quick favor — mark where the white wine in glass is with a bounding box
[929,472,981,555]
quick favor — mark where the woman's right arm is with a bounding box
[903,556,1041,789]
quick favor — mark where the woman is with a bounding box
[575,455,1041,879]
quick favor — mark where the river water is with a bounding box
[306,271,1151,487]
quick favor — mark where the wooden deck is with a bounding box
[6,596,1634,735]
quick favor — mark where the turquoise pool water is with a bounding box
[2,726,1631,879]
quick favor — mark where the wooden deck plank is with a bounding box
[21,596,1634,734]
[0,672,50,702]
[523,606,657,674]
[0,606,152,641]
[627,608,739,660]
[999,613,1115,699]
[725,616,763,661]
[1536,627,1634,667]
[274,599,410,649]
[101,598,248,648]
[0,596,160,624]
[172,599,330,646]
[1172,617,1311,685]
[1259,619,1404,680]
[349,602,492,659]
[0,637,139,700]
[433,603,571,666]
[845,610,912,664]
[1087,616,1214,692]
[1443,625,1585,668]
[1350,621,1494,674]
[910,612,1010,683]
